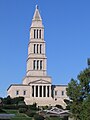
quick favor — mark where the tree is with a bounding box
[80,95,90,120]
[3,96,12,105]
[66,68,90,120]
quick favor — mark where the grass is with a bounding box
[1,109,64,120]
[46,116,62,120]
[4,109,32,120]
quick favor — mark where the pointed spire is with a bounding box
[33,5,42,21]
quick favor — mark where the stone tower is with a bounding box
[22,6,52,105]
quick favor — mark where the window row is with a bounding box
[34,44,42,54]
[34,29,41,39]
[55,90,65,96]
[16,90,26,96]
[33,60,42,70]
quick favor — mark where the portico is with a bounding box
[31,85,51,98]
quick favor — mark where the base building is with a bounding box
[7,6,68,108]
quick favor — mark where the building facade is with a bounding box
[7,6,68,108]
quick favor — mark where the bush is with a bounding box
[25,109,36,117]
[42,105,48,110]
[0,109,6,113]
[2,96,12,105]
[18,101,27,109]
[19,108,27,113]
[55,104,63,109]
[27,103,38,110]
[34,114,44,120]
[3,104,19,109]
[12,97,24,105]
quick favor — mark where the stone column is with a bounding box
[46,86,47,97]
[34,86,36,97]
[49,85,51,97]
[30,85,32,97]
[42,85,43,97]
[38,86,40,97]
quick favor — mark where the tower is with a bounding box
[27,5,47,77]
[22,6,52,105]
[23,6,51,85]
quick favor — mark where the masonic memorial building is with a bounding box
[7,6,68,108]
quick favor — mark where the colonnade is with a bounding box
[32,85,51,97]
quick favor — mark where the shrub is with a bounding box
[42,105,48,110]
[25,109,36,117]
[12,97,24,105]
[18,101,27,109]
[55,104,63,109]
[19,108,27,113]
[27,103,38,110]
[2,96,12,105]
[0,109,6,113]
[3,104,19,109]
[34,114,44,120]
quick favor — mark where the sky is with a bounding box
[0,0,90,97]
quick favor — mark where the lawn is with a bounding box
[2,109,64,120]
[4,109,32,120]
[46,116,62,120]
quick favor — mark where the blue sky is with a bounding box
[0,0,90,97]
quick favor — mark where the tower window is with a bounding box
[37,44,39,53]
[39,30,41,39]
[40,44,42,54]
[40,60,42,70]
[34,44,36,53]
[37,29,38,39]
[37,60,39,70]
[34,29,36,39]
[33,60,36,70]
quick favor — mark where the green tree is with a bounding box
[80,95,90,120]
[66,68,90,120]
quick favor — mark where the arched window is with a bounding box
[37,60,39,70]
[34,44,36,53]
[37,44,39,53]
[39,30,41,39]
[34,29,36,38]
[33,60,36,70]
[40,44,42,54]
[40,60,42,70]
[37,29,38,39]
